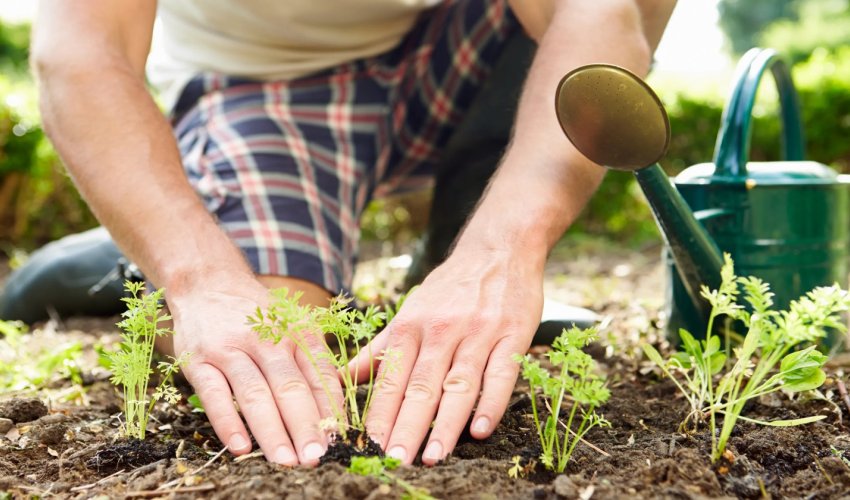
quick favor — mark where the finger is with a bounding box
[469,338,525,440]
[347,328,391,384]
[184,362,252,456]
[383,331,456,464]
[224,355,299,466]
[257,347,328,466]
[363,322,420,449]
[294,333,346,427]
[420,340,488,465]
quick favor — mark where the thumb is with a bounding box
[345,328,392,383]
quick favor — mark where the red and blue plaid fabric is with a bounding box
[171,0,520,294]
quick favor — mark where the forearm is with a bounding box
[456,0,667,263]
[37,61,253,292]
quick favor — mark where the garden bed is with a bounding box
[2,240,850,499]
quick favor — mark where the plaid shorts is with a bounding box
[171,0,520,294]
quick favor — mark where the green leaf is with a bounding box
[382,456,401,471]
[670,351,692,369]
[783,367,827,392]
[348,456,385,477]
[642,344,665,367]
[735,414,826,427]
[780,347,827,372]
[678,329,702,359]
[704,335,721,357]
[780,347,828,392]
[708,351,727,375]
[187,394,205,413]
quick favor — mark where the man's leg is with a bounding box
[404,31,537,286]
[169,70,388,308]
[378,0,599,340]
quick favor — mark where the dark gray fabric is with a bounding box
[404,31,537,287]
[0,227,126,324]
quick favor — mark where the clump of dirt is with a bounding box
[319,428,384,467]
[86,438,177,472]
[0,398,48,423]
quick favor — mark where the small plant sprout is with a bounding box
[249,288,403,441]
[644,254,849,462]
[513,327,611,473]
[507,455,535,479]
[348,456,434,500]
[108,281,189,440]
[0,318,84,395]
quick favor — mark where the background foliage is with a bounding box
[2,0,850,252]
[0,22,96,252]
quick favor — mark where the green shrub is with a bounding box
[0,64,97,248]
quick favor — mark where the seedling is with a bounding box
[0,319,84,395]
[348,456,434,500]
[644,254,847,462]
[107,282,188,440]
[513,327,610,473]
[187,394,206,413]
[249,288,403,441]
[507,455,535,479]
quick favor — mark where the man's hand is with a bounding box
[168,276,343,466]
[352,248,543,465]
[351,0,675,465]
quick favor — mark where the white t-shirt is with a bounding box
[147,0,441,109]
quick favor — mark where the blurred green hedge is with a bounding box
[0,77,97,249]
[0,23,97,251]
[3,13,850,251]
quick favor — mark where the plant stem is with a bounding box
[705,311,718,459]
[285,329,345,437]
[558,402,579,472]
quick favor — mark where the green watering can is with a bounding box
[554,48,850,348]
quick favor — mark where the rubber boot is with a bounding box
[0,227,128,324]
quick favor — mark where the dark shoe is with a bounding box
[531,299,601,345]
[0,227,129,324]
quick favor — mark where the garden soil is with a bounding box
[2,239,850,499]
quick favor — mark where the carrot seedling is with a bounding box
[644,254,847,462]
[513,327,610,473]
[348,456,434,499]
[249,288,402,440]
[107,282,188,440]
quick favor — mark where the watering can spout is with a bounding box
[555,64,724,324]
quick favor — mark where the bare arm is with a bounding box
[362,0,677,465]
[33,0,340,465]
[32,0,252,293]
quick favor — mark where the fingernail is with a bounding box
[387,446,407,462]
[229,433,250,452]
[274,445,297,465]
[422,441,443,462]
[303,442,325,462]
[472,416,490,435]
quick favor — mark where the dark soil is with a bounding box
[0,398,47,423]
[2,240,850,498]
[320,429,385,467]
[86,438,178,473]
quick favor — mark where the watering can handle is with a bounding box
[712,48,805,177]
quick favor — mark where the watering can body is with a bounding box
[663,48,850,347]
